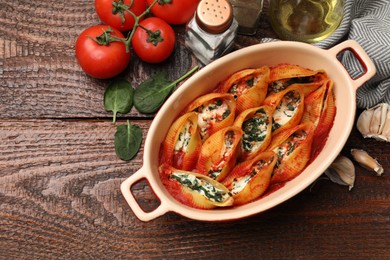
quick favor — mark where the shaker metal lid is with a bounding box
[196,0,233,34]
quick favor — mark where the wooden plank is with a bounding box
[0,119,389,258]
[1,0,389,258]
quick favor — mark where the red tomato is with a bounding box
[132,17,175,63]
[75,25,131,79]
[95,0,147,31]
[146,0,199,25]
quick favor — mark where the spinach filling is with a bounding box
[274,130,307,167]
[171,173,228,203]
[200,99,230,122]
[242,114,268,152]
[270,75,316,93]
[229,77,256,99]
[222,109,231,120]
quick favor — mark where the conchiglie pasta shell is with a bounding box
[267,122,315,184]
[265,80,325,106]
[270,64,323,82]
[268,64,327,95]
[161,112,202,171]
[217,66,270,114]
[301,82,328,127]
[196,126,243,181]
[233,106,273,161]
[222,151,277,205]
[267,86,305,136]
[183,93,236,141]
[159,164,233,209]
[310,80,336,158]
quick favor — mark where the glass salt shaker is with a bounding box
[229,0,264,35]
[185,0,238,65]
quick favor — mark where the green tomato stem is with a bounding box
[93,0,173,52]
[138,24,163,46]
[122,0,160,52]
[102,0,173,52]
[111,0,135,24]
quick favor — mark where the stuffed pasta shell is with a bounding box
[161,112,202,171]
[196,126,243,181]
[269,64,327,95]
[302,80,336,158]
[222,151,277,205]
[233,106,273,161]
[267,122,315,184]
[183,93,236,141]
[217,66,270,113]
[159,164,234,209]
[266,86,305,136]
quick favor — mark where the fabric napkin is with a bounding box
[262,0,390,109]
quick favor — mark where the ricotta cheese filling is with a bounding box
[174,121,193,153]
[273,90,301,131]
[273,130,307,167]
[229,75,261,98]
[197,99,230,140]
[230,158,274,195]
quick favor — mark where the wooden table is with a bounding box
[1,1,389,259]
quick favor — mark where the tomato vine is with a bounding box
[96,0,167,52]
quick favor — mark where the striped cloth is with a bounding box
[262,0,390,108]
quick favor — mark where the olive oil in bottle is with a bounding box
[269,0,344,43]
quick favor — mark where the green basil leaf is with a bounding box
[114,120,142,161]
[133,72,173,114]
[104,78,134,123]
[133,66,199,114]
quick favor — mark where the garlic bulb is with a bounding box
[324,155,355,190]
[351,149,384,176]
[357,103,390,142]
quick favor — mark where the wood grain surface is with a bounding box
[0,0,389,259]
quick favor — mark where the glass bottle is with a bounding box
[229,0,264,35]
[185,0,238,65]
[268,0,344,43]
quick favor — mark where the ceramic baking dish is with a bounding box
[121,40,376,222]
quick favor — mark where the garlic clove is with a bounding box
[356,107,375,137]
[351,149,384,176]
[357,103,390,142]
[378,103,388,134]
[369,105,382,135]
[382,108,390,140]
[324,155,355,190]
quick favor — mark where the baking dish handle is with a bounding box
[328,39,376,89]
[121,166,169,222]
